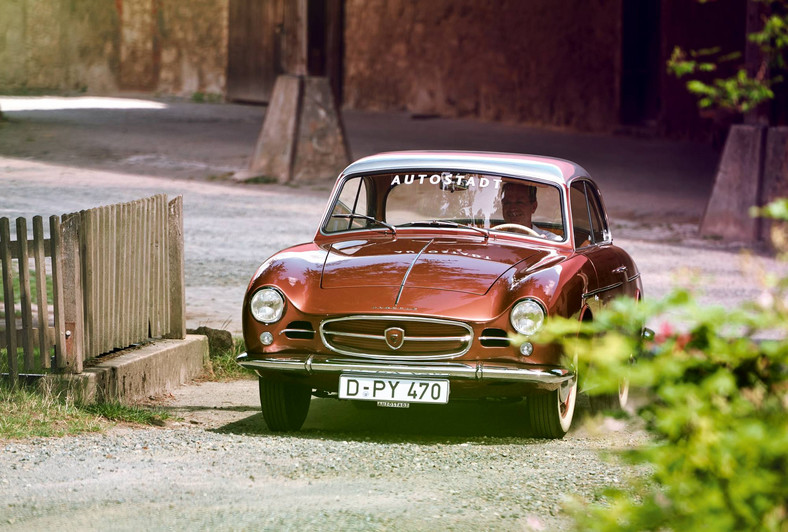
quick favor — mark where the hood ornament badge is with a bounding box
[384,327,406,350]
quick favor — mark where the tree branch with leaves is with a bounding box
[667,0,787,115]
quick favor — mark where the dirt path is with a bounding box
[2,377,651,532]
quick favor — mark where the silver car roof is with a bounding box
[341,151,590,186]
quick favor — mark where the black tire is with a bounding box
[528,377,578,439]
[258,377,312,431]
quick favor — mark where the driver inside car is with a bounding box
[500,182,562,241]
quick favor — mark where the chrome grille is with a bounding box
[319,315,473,360]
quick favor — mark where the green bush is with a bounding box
[541,200,788,531]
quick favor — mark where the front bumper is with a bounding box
[236,353,574,385]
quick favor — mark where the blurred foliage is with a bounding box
[667,0,787,114]
[538,200,788,531]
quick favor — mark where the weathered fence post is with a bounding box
[60,213,84,373]
[0,218,18,382]
[49,215,67,369]
[166,196,186,339]
[32,216,51,369]
[15,218,35,371]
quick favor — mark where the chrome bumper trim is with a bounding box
[236,353,573,384]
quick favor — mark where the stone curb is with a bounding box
[43,335,208,404]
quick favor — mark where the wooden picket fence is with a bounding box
[0,195,185,381]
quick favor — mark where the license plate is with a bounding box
[339,374,450,404]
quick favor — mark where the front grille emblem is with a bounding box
[384,327,405,350]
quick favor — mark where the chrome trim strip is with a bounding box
[341,153,574,183]
[582,282,624,300]
[478,335,511,343]
[627,273,641,283]
[319,315,474,360]
[237,353,573,385]
[323,330,389,341]
[395,239,433,305]
[323,330,471,343]
[279,328,316,336]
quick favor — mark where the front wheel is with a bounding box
[528,376,577,439]
[258,377,312,431]
[588,379,630,413]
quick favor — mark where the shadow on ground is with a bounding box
[208,395,597,444]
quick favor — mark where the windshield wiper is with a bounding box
[331,213,397,235]
[404,220,489,241]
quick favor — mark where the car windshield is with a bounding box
[323,172,566,242]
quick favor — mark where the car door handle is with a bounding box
[612,266,628,274]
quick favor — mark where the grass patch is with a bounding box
[82,401,169,426]
[0,385,104,439]
[190,91,223,103]
[0,382,171,440]
[242,175,278,185]
[1,346,46,375]
[204,336,252,381]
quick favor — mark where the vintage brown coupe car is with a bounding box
[237,151,642,438]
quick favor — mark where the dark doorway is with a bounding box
[226,0,284,103]
[308,0,344,105]
[620,0,662,126]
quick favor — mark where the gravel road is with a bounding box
[0,97,784,531]
[2,383,650,532]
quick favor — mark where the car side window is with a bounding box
[569,182,592,247]
[586,185,609,244]
[324,177,370,233]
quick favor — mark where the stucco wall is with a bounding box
[0,0,119,92]
[157,1,228,96]
[343,0,622,132]
[0,0,227,97]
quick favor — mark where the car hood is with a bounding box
[321,237,549,296]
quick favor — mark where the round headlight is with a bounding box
[250,288,285,323]
[510,299,545,336]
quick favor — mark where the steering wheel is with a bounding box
[491,223,540,237]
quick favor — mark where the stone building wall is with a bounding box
[343,0,623,132]
[156,0,228,96]
[0,0,228,97]
[0,0,120,93]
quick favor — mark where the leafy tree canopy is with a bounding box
[668,0,787,114]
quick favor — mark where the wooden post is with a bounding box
[60,213,84,373]
[49,216,67,369]
[280,0,308,76]
[32,216,51,369]
[15,218,34,372]
[80,209,94,360]
[0,218,18,382]
[166,196,186,339]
